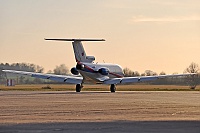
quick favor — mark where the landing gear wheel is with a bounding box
[110,84,116,93]
[76,84,82,92]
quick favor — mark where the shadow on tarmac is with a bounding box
[0,121,199,133]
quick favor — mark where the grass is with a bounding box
[0,84,199,91]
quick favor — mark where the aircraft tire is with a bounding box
[76,84,82,92]
[110,84,116,92]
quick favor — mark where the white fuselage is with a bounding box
[78,62,124,84]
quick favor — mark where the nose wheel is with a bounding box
[76,84,83,92]
[110,84,116,92]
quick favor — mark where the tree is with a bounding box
[0,63,44,72]
[53,64,69,75]
[133,71,140,77]
[185,62,199,74]
[123,67,140,77]
[123,67,133,77]
[144,70,157,76]
[35,65,44,73]
[140,73,145,76]
[0,67,6,84]
[47,70,53,74]
[159,71,166,75]
[184,62,199,89]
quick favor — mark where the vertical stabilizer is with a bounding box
[72,41,89,63]
[45,38,105,63]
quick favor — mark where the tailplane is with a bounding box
[45,38,105,63]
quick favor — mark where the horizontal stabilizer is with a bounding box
[45,38,105,42]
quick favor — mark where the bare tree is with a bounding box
[123,67,133,77]
[185,62,199,73]
[123,68,140,77]
[144,70,157,76]
[159,71,166,75]
[35,65,44,73]
[133,71,140,77]
[53,64,69,75]
[47,70,53,74]
[184,62,199,89]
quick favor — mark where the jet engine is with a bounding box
[76,63,84,70]
[98,68,109,76]
[71,67,79,75]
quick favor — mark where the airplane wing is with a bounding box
[103,73,195,84]
[2,70,83,84]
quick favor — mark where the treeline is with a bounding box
[0,62,199,89]
[0,62,44,72]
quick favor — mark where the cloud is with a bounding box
[131,15,200,23]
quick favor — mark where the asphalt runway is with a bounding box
[0,91,199,133]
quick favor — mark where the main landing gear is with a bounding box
[76,84,116,93]
[76,84,83,92]
[110,84,116,93]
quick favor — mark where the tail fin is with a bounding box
[72,41,89,62]
[45,38,105,63]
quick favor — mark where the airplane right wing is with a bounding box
[2,70,83,84]
[103,73,196,84]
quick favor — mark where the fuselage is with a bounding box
[77,62,124,84]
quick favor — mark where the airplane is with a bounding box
[2,38,195,92]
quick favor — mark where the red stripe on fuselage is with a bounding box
[80,63,123,78]
[109,72,123,78]
[84,64,95,72]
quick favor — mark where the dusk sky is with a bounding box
[1,0,200,74]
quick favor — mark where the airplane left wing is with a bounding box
[2,70,83,84]
[104,73,195,84]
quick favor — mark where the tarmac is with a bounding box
[0,91,199,133]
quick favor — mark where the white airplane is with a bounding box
[3,38,195,92]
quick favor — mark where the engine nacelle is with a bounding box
[76,63,84,70]
[86,56,95,62]
[71,67,79,75]
[98,68,109,76]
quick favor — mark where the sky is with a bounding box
[0,0,200,74]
